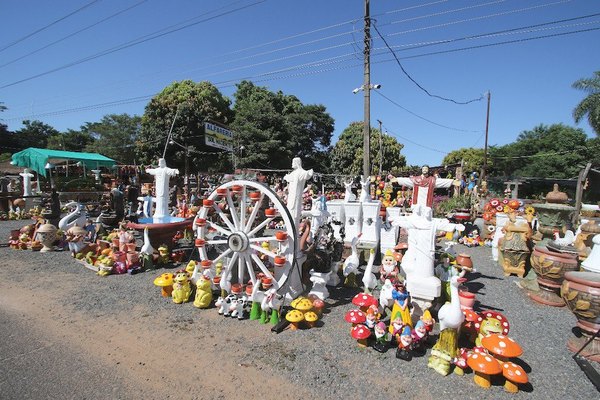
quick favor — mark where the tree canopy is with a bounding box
[83,114,141,164]
[488,123,590,179]
[442,147,488,173]
[329,121,406,176]
[46,129,95,152]
[572,71,600,136]
[137,80,234,171]
[12,120,59,150]
[231,80,334,171]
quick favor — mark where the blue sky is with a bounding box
[1,0,598,168]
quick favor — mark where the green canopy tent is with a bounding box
[11,148,116,177]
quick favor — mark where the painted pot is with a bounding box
[529,245,579,307]
[561,271,600,362]
[126,251,139,265]
[456,254,473,269]
[458,289,476,310]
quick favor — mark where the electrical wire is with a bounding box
[374,91,482,133]
[382,124,449,155]
[0,0,101,53]
[0,0,149,69]
[0,0,266,89]
[373,22,483,105]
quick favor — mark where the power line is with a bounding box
[0,0,149,69]
[382,124,449,155]
[373,91,482,133]
[0,0,266,89]
[0,0,101,53]
[373,22,483,105]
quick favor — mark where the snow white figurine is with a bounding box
[390,280,412,329]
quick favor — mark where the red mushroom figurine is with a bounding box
[352,292,377,312]
[351,324,371,348]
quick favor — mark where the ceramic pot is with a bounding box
[561,271,600,362]
[458,289,476,310]
[545,184,569,204]
[113,251,127,263]
[111,238,120,249]
[275,231,288,241]
[456,254,473,269]
[37,223,57,253]
[126,251,139,265]
[529,245,579,307]
[126,242,137,252]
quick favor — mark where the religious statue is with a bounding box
[20,168,34,197]
[390,205,464,309]
[388,165,455,208]
[146,158,178,219]
[283,157,313,229]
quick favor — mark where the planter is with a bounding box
[561,271,600,362]
[456,254,473,269]
[529,245,579,307]
[458,289,476,310]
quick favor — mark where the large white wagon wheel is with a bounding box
[193,180,297,294]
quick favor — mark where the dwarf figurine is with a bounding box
[365,305,379,330]
[396,326,414,361]
[373,321,392,353]
[379,249,399,283]
[411,320,428,355]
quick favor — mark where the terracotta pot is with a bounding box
[275,231,288,241]
[195,218,207,227]
[113,251,126,263]
[202,199,214,208]
[561,271,600,362]
[545,183,568,204]
[265,208,277,217]
[126,251,139,265]
[195,238,206,247]
[232,185,243,194]
[126,242,137,252]
[249,191,261,201]
[458,290,476,310]
[274,256,286,267]
[201,260,212,268]
[216,188,227,197]
[111,238,120,249]
[456,254,473,269]
[529,245,579,307]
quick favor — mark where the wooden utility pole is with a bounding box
[362,0,371,181]
[377,119,382,175]
[481,91,491,181]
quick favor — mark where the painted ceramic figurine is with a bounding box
[411,320,428,355]
[379,249,399,283]
[365,305,379,330]
[389,280,412,333]
[396,326,414,361]
[193,275,213,309]
[171,270,192,304]
[373,321,392,353]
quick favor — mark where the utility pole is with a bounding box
[377,119,382,175]
[362,0,371,181]
[481,91,491,181]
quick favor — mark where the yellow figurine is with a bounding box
[171,269,192,304]
[193,275,213,308]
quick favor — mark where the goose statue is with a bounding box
[428,275,466,376]
[58,201,87,231]
[139,227,155,270]
[362,248,377,293]
[343,234,361,287]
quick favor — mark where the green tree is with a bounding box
[137,80,234,171]
[488,124,589,179]
[329,122,406,176]
[82,114,140,164]
[13,120,59,150]
[572,71,600,136]
[442,147,487,173]
[47,129,96,152]
[231,81,334,171]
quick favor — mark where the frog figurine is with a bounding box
[172,269,192,304]
[193,275,213,309]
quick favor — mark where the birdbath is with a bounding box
[531,184,575,243]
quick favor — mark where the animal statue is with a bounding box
[58,201,87,231]
[218,294,237,316]
[139,227,155,270]
[358,176,371,203]
[343,178,356,203]
[261,288,283,324]
[193,276,213,309]
[361,248,377,293]
[379,278,394,312]
[171,270,192,304]
[437,275,465,332]
[342,234,361,287]
[553,229,576,246]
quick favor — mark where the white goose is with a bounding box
[361,248,377,293]
[343,234,361,287]
[58,202,86,231]
[140,227,154,255]
[437,275,465,332]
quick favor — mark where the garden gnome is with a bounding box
[146,158,179,218]
[396,326,414,361]
[373,322,391,353]
[283,157,313,229]
[380,249,399,282]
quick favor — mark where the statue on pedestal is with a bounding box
[389,165,455,208]
[20,168,34,197]
[283,157,313,229]
[146,158,179,219]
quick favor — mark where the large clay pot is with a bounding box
[529,245,579,307]
[561,271,600,362]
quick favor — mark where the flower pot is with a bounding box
[561,271,600,362]
[529,245,579,307]
[126,251,139,265]
[274,256,286,267]
[275,231,288,241]
[265,208,277,217]
[249,191,261,201]
[195,218,206,227]
[195,238,206,247]
[456,254,473,269]
[113,251,126,263]
[126,242,137,252]
[216,188,227,197]
[203,199,214,208]
[201,259,212,269]
[232,185,243,194]
[458,289,476,310]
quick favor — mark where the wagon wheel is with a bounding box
[194,180,297,294]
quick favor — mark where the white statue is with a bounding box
[343,178,356,203]
[20,168,34,196]
[145,158,178,219]
[359,175,371,203]
[283,157,313,229]
[389,165,455,208]
[390,205,464,306]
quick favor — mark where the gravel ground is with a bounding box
[0,219,599,399]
